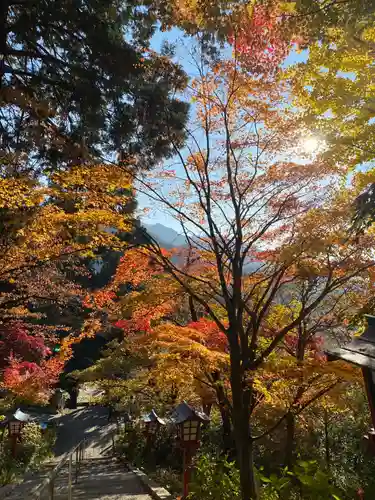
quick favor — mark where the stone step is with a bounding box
[38,458,152,500]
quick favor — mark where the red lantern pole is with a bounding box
[183,443,199,499]
[11,435,17,458]
[183,447,190,499]
[172,402,209,499]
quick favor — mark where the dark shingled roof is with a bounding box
[325,315,375,370]
[170,401,210,424]
[143,409,166,425]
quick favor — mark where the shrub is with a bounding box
[116,423,182,473]
[0,422,56,486]
[150,468,182,495]
[0,449,22,486]
[19,422,55,468]
[259,460,343,500]
[189,453,241,500]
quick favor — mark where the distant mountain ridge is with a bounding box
[143,223,260,273]
[143,223,186,248]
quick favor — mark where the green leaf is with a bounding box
[279,2,296,14]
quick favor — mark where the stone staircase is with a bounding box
[3,427,154,500]
[39,457,152,500]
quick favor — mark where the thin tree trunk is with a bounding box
[324,408,330,470]
[220,405,232,451]
[222,407,233,454]
[0,1,8,85]
[285,411,295,469]
[283,330,304,469]
[189,295,198,322]
[203,403,212,416]
[210,371,234,455]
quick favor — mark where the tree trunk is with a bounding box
[285,411,295,469]
[220,405,233,453]
[324,408,330,470]
[233,409,258,500]
[215,383,233,453]
[189,295,198,322]
[0,1,8,86]
[230,360,258,499]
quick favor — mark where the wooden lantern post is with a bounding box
[325,315,375,450]
[7,409,33,457]
[171,402,210,499]
[123,412,133,433]
[143,409,165,442]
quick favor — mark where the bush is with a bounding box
[0,422,56,486]
[259,460,343,500]
[116,423,182,473]
[189,453,241,500]
[150,468,182,495]
[115,423,146,466]
[0,450,22,486]
[189,454,343,500]
[18,422,55,468]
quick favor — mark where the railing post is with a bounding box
[68,454,72,500]
[75,447,79,483]
[49,478,54,500]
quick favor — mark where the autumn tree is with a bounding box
[0,157,136,403]
[250,279,366,468]
[81,248,233,433]
[93,241,367,469]
[288,0,375,43]
[287,19,375,170]
[281,1,375,229]
[121,56,375,500]
[0,0,188,172]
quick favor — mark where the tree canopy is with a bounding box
[0,0,188,172]
[3,2,375,499]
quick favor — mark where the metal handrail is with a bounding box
[30,438,88,500]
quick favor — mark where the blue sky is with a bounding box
[138,28,309,231]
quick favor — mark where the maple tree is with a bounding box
[0,321,51,367]
[3,355,63,405]
[0,320,72,403]
[152,0,293,78]
[287,0,375,43]
[282,1,375,230]
[0,155,138,403]
[250,283,366,467]
[119,54,375,499]
[287,20,375,170]
[91,245,367,469]
[73,50,375,496]
[229,1,291,77]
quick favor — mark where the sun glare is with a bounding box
[301,137,320,154]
